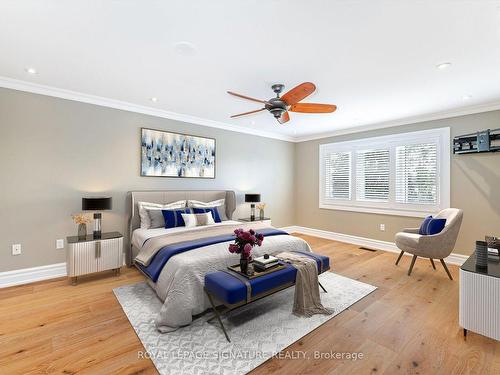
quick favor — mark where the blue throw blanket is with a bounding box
[137,228,288,282]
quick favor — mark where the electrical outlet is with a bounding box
[12,244,22,256]
[379,224,386,231]
[56,239,64,249]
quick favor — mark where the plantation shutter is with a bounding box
[356,149,390,201]
[395,143,438,204]
[324,151,351,200]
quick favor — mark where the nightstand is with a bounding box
[66,231,123,285]
[238,217,272,226]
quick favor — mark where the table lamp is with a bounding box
[82,197,112,238]
[245,194,261,221]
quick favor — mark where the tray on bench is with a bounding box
[227,261,286,279]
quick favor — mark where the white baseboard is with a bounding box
[282,225,469,266]
[0,263,67,288]
[0,226,469,288]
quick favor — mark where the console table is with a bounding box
[459,253,500,341]
[66,231,123,285]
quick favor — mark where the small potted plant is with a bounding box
[72,213,92,240]
[228,228,264,274]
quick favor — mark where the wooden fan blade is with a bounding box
[289,103,337,113]
[277,111,290,124]
[281,82,316,105]
[227,91,269,104]
[230,108,266,118]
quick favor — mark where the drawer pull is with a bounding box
[95,241,101,258]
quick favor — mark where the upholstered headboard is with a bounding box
[126,190,236,265]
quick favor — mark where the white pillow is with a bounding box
[138,200,186,228]
[187,198,225,208]
[181,212,215,228]
[181,213,198,228]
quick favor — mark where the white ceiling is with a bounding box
[1,0,500,141]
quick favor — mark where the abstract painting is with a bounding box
[141,128,216,178]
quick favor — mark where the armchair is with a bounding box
[394,208,463,280]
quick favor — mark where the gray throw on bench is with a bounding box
[277,252,334,317]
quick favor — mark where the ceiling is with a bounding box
[1,0,500,141]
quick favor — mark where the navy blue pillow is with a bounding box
[425,218,446,235]
[162,208,192,228]
[192,207,221,223]
[419,216,433,235]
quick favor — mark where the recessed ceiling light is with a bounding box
[25,67,37,74]
[462,95,472,101]
[174,41,197,56]
[436,62,452,70]
[150,97,158,102]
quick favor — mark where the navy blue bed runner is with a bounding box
[137,228,288,282]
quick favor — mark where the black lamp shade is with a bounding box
[245,194,261,203]
[82,197,112,211]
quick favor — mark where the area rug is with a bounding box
[113,272,376,375]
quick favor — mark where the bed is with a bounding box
[127,190,311,332]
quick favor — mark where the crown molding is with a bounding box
[2,76,500,144]
[293,100,500,142]
[0,76,295,142]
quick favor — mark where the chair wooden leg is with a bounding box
[439,259,453,280]
[430,258,436,270]
[408,255,417,276]
[395,251,405,265]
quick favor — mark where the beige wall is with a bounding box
[294,110,500,256]
[0,88,295,272]
[1,87,499,273]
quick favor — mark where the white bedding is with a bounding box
[133,222,312,333]
[131,220,242,248]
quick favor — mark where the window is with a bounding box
[319,128,450,217]
[323,151,351,200]
[356,149,390,202]
[395,143,438,204]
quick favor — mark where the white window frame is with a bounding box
[319,127,450,217]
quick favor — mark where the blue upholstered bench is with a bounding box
[204,251,330,342]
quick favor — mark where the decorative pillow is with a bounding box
[188,198,225,208]
[161,208,192,229]
[181,212,215,228]
[181,213,198,228]
[419,216,433,235]
[195,212,215,226]
[188,199,228,221]
[425,218,447,235]
[138,200,186,228]
[147,209,167,229]
[192,207,221,223]
[419,216,447,235]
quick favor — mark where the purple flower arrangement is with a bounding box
[228,228,264,260]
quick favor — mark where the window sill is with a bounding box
[319,203,436,218]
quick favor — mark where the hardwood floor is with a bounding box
[1,234,498,374]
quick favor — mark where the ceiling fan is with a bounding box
[227,82,337,124]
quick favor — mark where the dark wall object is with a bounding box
[453,128,500,154]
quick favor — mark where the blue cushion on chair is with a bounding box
[425,218,446,235]
[419,216,433,235]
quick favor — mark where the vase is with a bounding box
[240,257,249,275]
[78,223,87,240]
[259,209,265,220]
